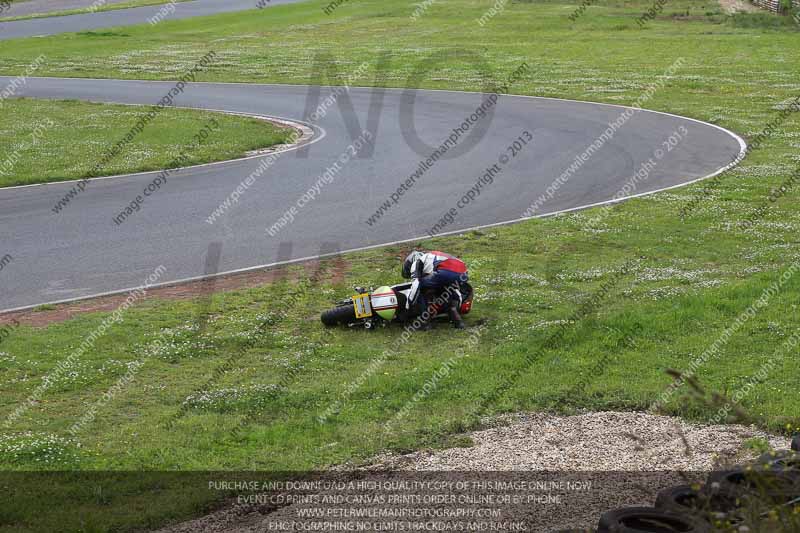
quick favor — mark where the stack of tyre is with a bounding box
[564,436,800,532]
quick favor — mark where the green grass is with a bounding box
[0,98,294,187]
[1,0,800,530]
[0,0,192,22]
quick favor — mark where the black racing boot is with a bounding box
[448,302,466,330]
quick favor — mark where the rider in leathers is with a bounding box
[402,250,468,329]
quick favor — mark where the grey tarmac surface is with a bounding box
[0,76,744,311]
[0,0,745,312]
[0,0,303,40]
[1,0,154,18]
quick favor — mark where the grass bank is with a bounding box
[1,0,800,530]
[0,98,294,187]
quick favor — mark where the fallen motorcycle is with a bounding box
[320,282,473,329]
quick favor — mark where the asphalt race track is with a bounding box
[0,3,746,312]
[0,0,306,40]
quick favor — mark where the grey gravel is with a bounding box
[372,411,789,471]
[156,411,789,533]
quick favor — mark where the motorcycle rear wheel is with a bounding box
[321,304,357,326]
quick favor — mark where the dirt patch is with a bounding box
[0,257,350,327]
[719,0,761,14]
[154,411,789,533]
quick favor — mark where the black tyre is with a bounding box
[461,282,474,301]
[321,304,357,326]
[598,507,709,532]
[703,468,800,509]
[654,484,704,513]
[757,450,800,472]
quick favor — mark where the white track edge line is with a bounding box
[0,107,325,191]
[0,77,743,188]
[0,134,746,315]
[0,79,748,315]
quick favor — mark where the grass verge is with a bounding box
[0,98,294,187]
[0,0,799,530]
